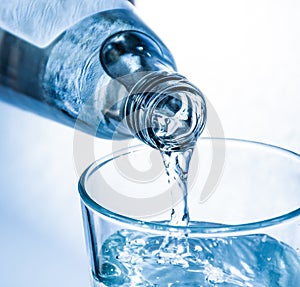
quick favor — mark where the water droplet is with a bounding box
[261,235,268,243]
[195,245,203,252]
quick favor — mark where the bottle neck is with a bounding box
[99,29,206,150]
[100,30,176,89]
[124,71,207,151]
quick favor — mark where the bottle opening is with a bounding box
[125,72,207,151]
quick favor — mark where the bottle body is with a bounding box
[0,8,176,139]
[0,0,132,48]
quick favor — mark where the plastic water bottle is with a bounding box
[0,0,206,151]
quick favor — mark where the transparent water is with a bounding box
[160,149,194,226]
[96,227,300,286]
[150,88,200,225]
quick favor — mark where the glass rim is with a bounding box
[78,137,300,235]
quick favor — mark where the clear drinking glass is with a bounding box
[78,138,300,286]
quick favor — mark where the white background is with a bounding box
[0,1,299,286]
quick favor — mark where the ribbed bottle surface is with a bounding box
[125,71,207,151]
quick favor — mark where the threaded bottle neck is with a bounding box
[125,71,206,151]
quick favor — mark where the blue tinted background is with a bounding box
[0,1,300,286]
